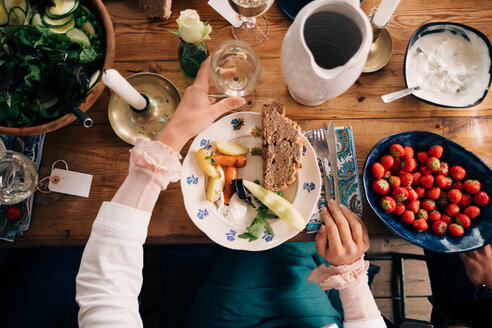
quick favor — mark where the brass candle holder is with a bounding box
[108,73,181,145]
[363,16,394,73]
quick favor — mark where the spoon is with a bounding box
[381,86,420,103]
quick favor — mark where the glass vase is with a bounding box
[178,40,208,79]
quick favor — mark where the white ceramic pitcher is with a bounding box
[281,0,373,106]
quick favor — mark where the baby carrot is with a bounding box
[223,167,238,205]
[212,154,247,168]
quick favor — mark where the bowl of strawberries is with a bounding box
[363,131,492,253]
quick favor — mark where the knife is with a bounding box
[326,121,341,204]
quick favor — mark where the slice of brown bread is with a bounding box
[140,0,172,19]
[262,100,302,191]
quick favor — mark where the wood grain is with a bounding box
[3,0,492,246]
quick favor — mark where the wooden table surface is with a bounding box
[6,0,492,246]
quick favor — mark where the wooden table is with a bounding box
[7,0,492,246]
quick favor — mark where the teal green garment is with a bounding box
[186,242,344,328]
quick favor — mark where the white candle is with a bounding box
[102,69,147,110]
[373,0,401,28]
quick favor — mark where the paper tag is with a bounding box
[48,168,93,198]
[208,0,243,27]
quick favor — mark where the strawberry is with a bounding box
[380,155,394,170]
[447,189,462,204]
[390,158,402,173]
[404,146,414,158]
[432,220,448,236]
[464,205,480,219]
[389,144,405,158]
[455,214,471,229]
[394,203,406,216]
[401,156,417,172]
[371,162,385,179]
[437,161,449,176]
[380,196,397,213]
[416,209,428,220]
[415,186,426,199]
[458,193,472,207]
[435,175,452,189]
[405,199,420,213]
[450,166,466,180]
[407,188,419,201]
[463,180,481,194]
[473,191,489,206]
[401,210,415,224]
[421,199,436,211]
[412,172,422,187]
[419,165,433,175]
[412,218,429,232]
[440,214,452,224]
[372,179,390,195]
[426,187,441,200]
[392,187,409,203]
[417,152,428,164]
[426,157,441,172]
[388,176,401,188]
[445,203,460,217]
[400,172,413,188]
[437,191,449,207]
[383,170,392,179]
[428,145,443,158]
[429,210,441,222]
[420,174,434,189]
[449,223,464,237]
[6,207,22,221]
[452,181,463,191]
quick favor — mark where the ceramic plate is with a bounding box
[181,112,321,251]
[363,131,492,253]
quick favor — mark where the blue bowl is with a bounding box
[363,131,492,253]
[404,22,492,108]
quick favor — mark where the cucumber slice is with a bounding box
[46,0,78,19]
[3,0,28,13]
[48,17,74,34]
[31,12,43,26]
[8,7,26,25]
[0,2,8,26]
[40,96,59,110]
[88,69,100,89]
[42,13,73,27]
[79,4,91,15]
[81,20,95,36]
[66,27,90,47]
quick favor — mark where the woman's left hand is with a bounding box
[159,56,246,152]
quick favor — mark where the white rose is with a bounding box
[176,9,212,44]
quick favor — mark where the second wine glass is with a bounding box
[228,0,275,45]
[211,39,262,111]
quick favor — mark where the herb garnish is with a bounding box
[251,147,262,156]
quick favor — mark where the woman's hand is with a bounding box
[315,199,370,266]
[459,243,492,287]
[159,57,246,152]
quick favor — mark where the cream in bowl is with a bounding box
[404,23,492,108]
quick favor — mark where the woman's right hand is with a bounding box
[315,199,370,266]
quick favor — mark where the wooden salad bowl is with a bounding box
[0,0,115,136]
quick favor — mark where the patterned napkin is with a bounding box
[0,134,46,242]
[302,127,363,232]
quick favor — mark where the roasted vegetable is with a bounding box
[223,166,238,205]
[212,154,247,168]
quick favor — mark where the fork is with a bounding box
[312,129,333,202]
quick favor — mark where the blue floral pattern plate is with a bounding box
[181,112,321,251]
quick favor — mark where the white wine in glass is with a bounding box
[211,40,262,110]
[228,0,275,45]
[0,150,38,205]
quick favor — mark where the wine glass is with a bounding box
[210,39,262,111]
[0,139,38,205]
[228,0,275,45]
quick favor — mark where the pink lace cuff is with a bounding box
[308,255,369,291]
[129,138,182,190]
